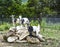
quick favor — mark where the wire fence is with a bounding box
[0,18,12,24]
[0,17,60,25]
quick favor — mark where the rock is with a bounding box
[3,35,8,41]
[37,34,45,42]
[38,37,45,42]
[3,26,45,43]
[27,31,45,42]
[3,46,13,47]
[31,32,36,36]
[26,36,40,43]
[3,29,29,41]
[6,30,16,37]
[16,40,27,43]
[16,29,29,40]
[3,31,16,42]
[7,36,18,42]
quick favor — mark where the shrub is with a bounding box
[0,23,12,31]
[30,20,39,26]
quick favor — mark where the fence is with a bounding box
[0,17,60,24]
[0,18,12,24]
[0,17,40,24]
[45,18,60,23]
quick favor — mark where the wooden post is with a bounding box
[12,15,15,26]
[2,15,4,24]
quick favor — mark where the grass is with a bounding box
[30,20,39,26]
[41,19,60,30]
[0,23,12,31]
[0,20,60,47]
[40,20,60,40]
[41,28,60,40]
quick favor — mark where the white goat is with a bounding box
[16,16,30,29]
[28,24,40,36]
[28,24,45,41]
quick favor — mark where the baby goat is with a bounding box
[16,16,30,29]
[28,24,45,41]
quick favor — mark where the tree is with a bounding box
[0,0,22,17]
[27,0,58,17]
[27,0,39,17]
[56,0,60,14]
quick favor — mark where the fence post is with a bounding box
[2,15,4,24]
[11,15,15,26]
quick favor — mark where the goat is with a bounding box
[28,24,45,41]
[16,16,30,29]
[28,24,40,36]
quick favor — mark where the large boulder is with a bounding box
[26,36,40,43]
[16,29,29,40]
[3,26,45,43]
[7,36,18,42]
[3,35,8,42]
[3,30,16,42]
[3,29,29,42]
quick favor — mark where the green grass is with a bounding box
[41,19,60,30]
[30,20,60,30]
[0,23,12,31]
[30,20,39,26]
[41,28,60,40]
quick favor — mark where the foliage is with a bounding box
[26,0,58,18]
[0,23,12,31]
[0,0,22,17]
[0,0,59,18]
[30,20,39,26]
[41,27,60,40]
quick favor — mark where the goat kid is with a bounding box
[28,24,45,41]
[16,16,30,29]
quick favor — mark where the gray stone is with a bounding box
[3,29,29,42]
[16,29,29,40]
[26,36,40,43]
[7,36,18,42]
[16,40,27,43]
[5,30,16,37]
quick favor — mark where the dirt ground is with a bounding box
[0,33,60,47]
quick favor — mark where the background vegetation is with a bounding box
[0,0,60,18]
[0,0,60,34]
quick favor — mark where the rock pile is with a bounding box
[3,26,45,43]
